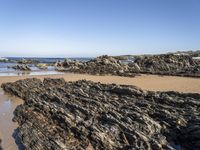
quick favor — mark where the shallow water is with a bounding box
[0,61,65,77]
[0,89,23,150]
[0,70,64,77]
[0,61,64,76]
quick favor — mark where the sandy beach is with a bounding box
[0,73,199,93]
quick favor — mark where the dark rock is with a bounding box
[55,52,200,77]
[1,78,200,150]
[178,124,200,149]
[11,64,31,71]
[55,55,136,77]
[43,78,66,87]
[129,53,200,77]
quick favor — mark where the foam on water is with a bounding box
[0,70,64,77]
[0,57,91,77]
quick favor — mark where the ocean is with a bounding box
[0,57,92,76]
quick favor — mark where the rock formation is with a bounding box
[0,57,9,62]
[55,55,136,77]
[129,53,200,77]
[2,78,200,150]
[10,64,31,71]
[35,63,48,70]
[55,52,200,77]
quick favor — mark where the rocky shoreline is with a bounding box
[55,52,200,77]
[1,78,200,150]
[2,51,200,77]
[55,55,137,77]
[9,64,32,71]
[130,53,200,77]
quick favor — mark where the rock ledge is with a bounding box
[1,78,200,150]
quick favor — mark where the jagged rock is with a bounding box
[35,63,48,70]
[10,64,31,71]
[129,53,200,77]
[55,55,136,77]
[55,52,200,77]
[1,78,200,150]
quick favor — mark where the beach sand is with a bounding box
[0,90,23,150]
[0,73,199,93]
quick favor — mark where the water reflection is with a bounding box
[0,70,63,77]
[0,89,23,150]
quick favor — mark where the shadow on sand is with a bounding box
[0,142,2,150]
[12,129,25,150]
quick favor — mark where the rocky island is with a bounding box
[2,78,200,150]
[10,64,32,71]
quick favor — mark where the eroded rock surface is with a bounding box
[35,63,48,70]
[129,53,200,77]
[55,55,136,77]
[1,78,200,150]
[10,64,31,71]
[56,52,200,77]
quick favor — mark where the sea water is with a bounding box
[0,57,91,76]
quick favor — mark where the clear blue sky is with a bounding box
[0,0,199,57]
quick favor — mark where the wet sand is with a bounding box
[0,73,199,149]
[0,73,199,93]
[0,89,23,150]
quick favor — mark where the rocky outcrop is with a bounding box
[2,78,200,150]
[129,53,200,77]
[10,65,31,71]
[35,63,48,70]
[0,57,9,62]
[55,55,136,77]
[55,53,200,77]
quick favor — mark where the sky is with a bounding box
[0,0,200,57]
